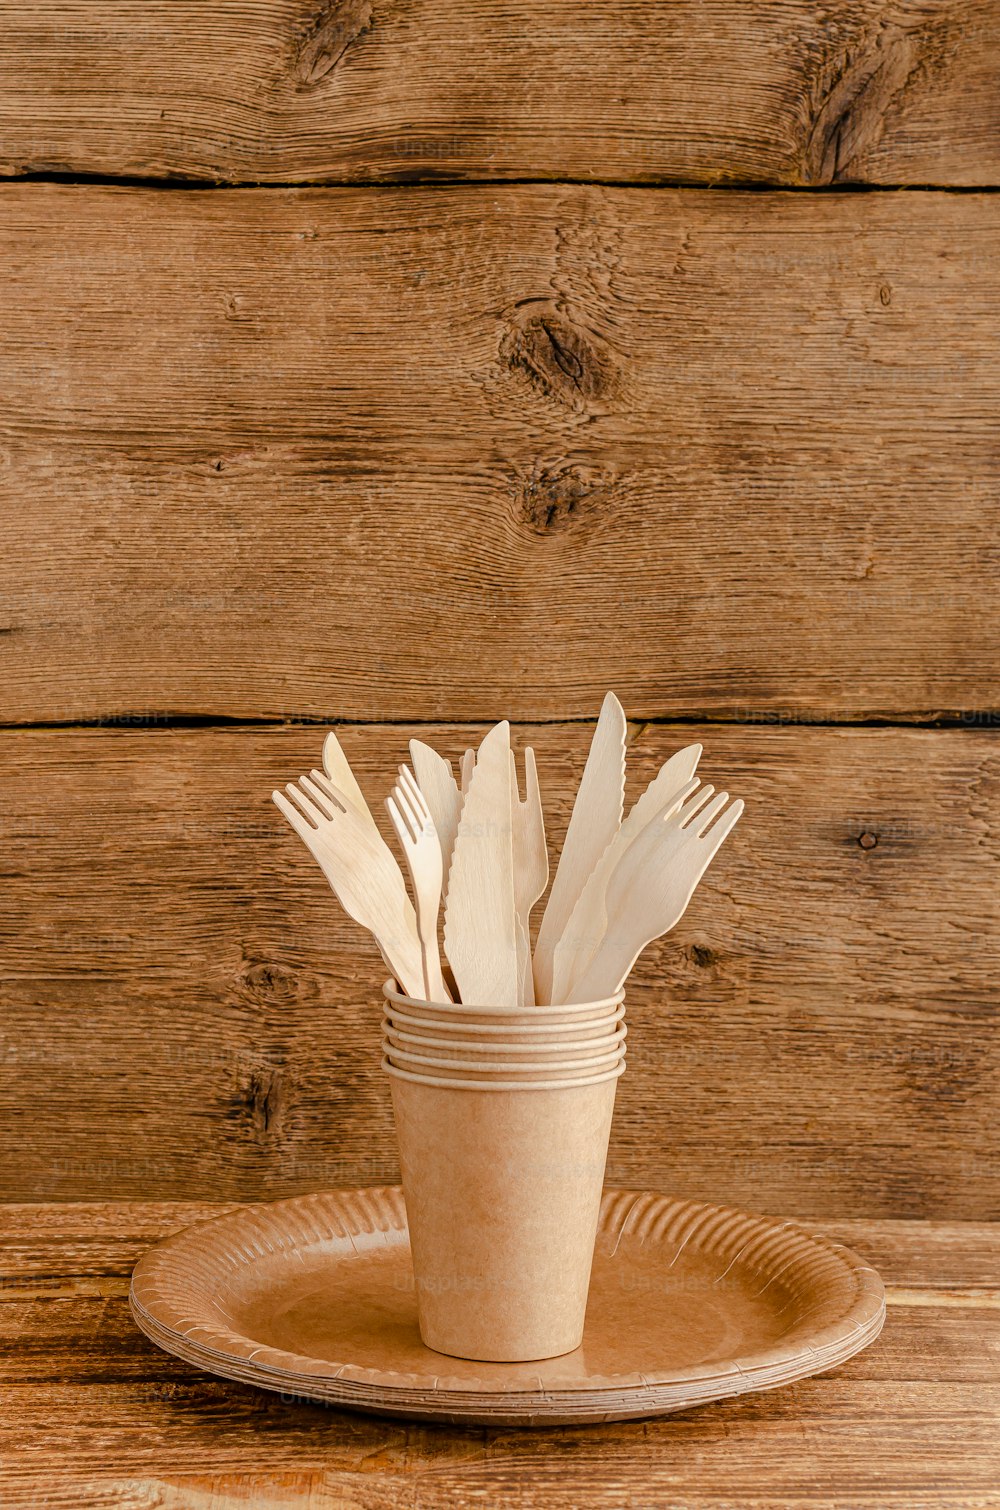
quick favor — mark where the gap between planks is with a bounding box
[4,174,1000,194]
[0,715,997,735]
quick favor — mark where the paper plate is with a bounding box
[130,1187,884,1426]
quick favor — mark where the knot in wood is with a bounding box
[690,944,718,968]
[800,20,933,183]
[512,463,612,536]
[291,0,373,89]
[501,303,614,410]
[237,961,300,1006]
[242,1066,285,1136]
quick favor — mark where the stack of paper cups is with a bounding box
[382,980,627,1363]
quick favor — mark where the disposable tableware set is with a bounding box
[130,694,885,1424]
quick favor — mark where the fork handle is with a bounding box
[565,923,643,1004]
[312,849,427,999]
[416,915,450,1003]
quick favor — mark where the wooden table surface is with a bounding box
[2,1201,997,1509]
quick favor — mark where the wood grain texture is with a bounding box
[1,722,995,1216]
[0,1204,998,1508]
[1,2,998,186]
[1,184,998,724]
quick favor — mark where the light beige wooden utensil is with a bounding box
[549,742,702,1004]
[322,731,434,973]
[443,721,519,1007]
[513,915,531,1009]
[408,739,463,890]
[510,747,548,1005]
[533,692,626,1005]
[273,770,425,998]
[567,782,744,1002]
[623,741,704,834]
[387,767,451,1003]
[322,730,374,821]
[459,748,475,795]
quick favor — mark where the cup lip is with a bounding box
[384,1002,626,1036]
[382,1018,628,1056]
[382,1041,626,1075]
[381,1056,627,1092]
[382,979,625,1018]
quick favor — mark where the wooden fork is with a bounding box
[387,767,451,1002]
[273,769,425,998]
[550,742,702,1003]
[408,739,463,891]
[566,781,744,1003]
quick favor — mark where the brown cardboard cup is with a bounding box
[386,1060,621,1361]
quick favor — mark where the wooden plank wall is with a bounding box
[0,2,997,1218]
[2,2,999,185]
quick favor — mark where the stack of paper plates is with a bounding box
[130,1187,884,1426]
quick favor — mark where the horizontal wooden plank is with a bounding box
[4,1383,996,1508]
[0,1207,997,1510]
[0,722,995,1215]
[1,185,998,723]
[0,3,998,185]
[6,1288,999,1386]
[820,1218,1000,1289]
[2,1204,995,1291]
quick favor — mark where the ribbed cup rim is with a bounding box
[382,1019,628,1057]
[381,1056,627,1091]
[382,979,626,1018]
[382,1040,626,1075]
[384,1002,626,1037]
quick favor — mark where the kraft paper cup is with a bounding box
[382,1042,625,1080]
[383,1020,627,1061]
[386,1061,622,1361]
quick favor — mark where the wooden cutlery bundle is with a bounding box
[272,694,743,1007]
